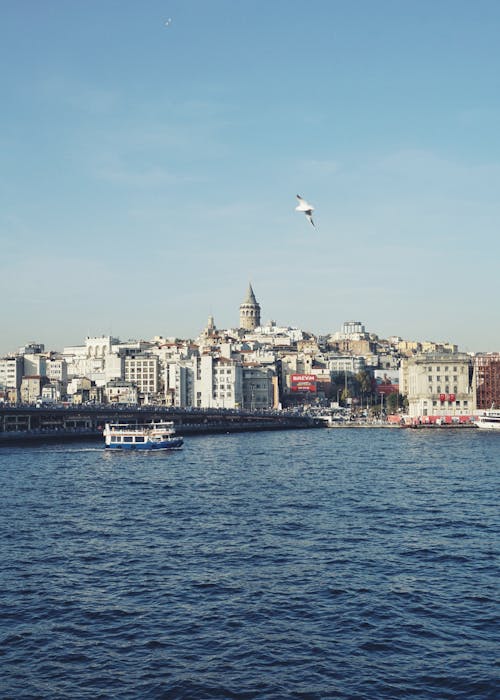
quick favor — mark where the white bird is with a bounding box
[164,18,172,27]
[295,194,315,227]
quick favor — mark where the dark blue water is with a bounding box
[0,428,498,699]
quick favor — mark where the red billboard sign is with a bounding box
[290,374,317,393]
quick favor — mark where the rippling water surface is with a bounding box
[0,428,498,699]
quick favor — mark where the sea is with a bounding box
[0,428,498,700]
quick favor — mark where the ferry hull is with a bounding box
[105,437,184,450]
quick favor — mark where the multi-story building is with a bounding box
[124,355,160,401]
[0,356,24,397]
[400,353,475,418]
[46,357,68,385]
[23,353,47,378]
[196,355,243,409]
[104,379,138,405]
[326,355,366,374]
[474,353,500,410]
[329,321,369,342]
[241,365,276,410]
[20,376,46,404]
[164,360,196,407]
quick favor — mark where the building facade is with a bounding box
[400,353,475,418]
[474,353,500,410]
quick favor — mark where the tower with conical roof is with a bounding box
[239,283,261,331]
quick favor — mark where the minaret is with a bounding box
[239,283,261,331]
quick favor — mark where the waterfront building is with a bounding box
[239,284,261,331]
[474,353,500,410]
[399,353,475,418]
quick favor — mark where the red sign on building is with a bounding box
[290,374,317,392]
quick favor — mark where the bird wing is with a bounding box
[296,194,314,211]
[305,212,315,227]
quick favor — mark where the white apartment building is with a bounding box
[165,360,196,407]
[46,357,68,384]
[124,355,160,400]
[330,321,369,342]
[326,355,366,374]
[0,356,23,390]
[23,353,47,377]
[400,353,475,418]
[196,355,243,409]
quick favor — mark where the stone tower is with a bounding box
[239,283,261,331]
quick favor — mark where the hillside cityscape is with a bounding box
[1,285,499,419]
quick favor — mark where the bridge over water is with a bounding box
[0,405,323,444]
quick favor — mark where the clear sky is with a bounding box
[1,0,499,355]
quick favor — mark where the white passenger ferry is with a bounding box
[475,410,500,431]
[103,421,184,450]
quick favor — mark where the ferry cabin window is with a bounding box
[124,436,133,443]
[136,436,145,442]
[111,436,119,443]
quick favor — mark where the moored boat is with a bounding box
[475,410,500,431]
[103,421,184,450]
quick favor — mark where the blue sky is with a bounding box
[1,0,499,355]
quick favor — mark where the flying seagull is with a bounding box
[295,194,315,227]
